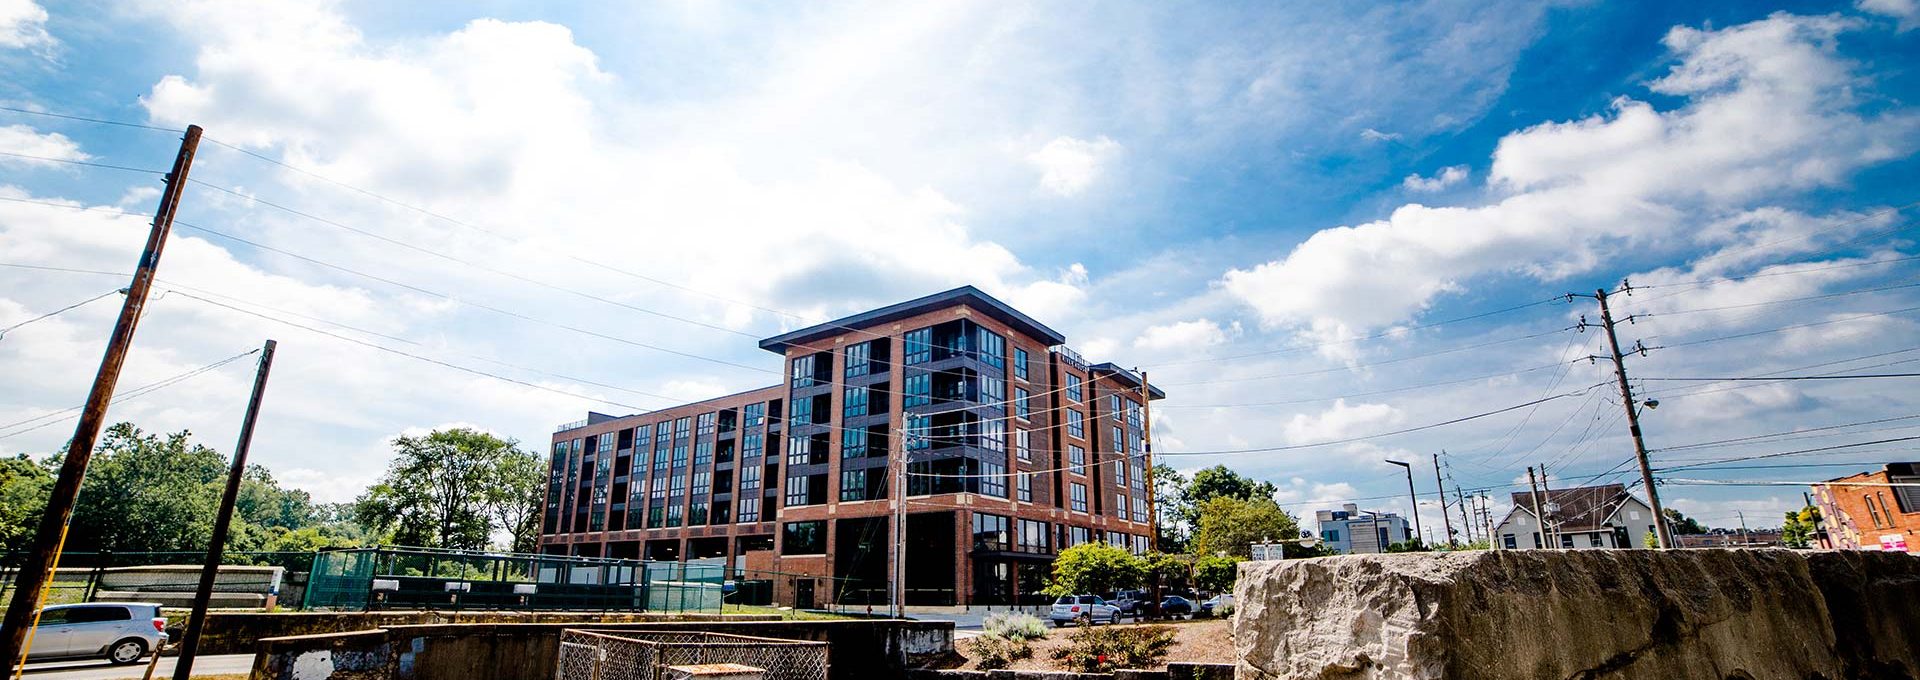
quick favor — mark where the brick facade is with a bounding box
[1812,464,1919,553]
[538,286,1165,608]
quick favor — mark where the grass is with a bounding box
[722,604,859,621]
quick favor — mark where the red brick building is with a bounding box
[1810,463,1919,553]
[540,286,1164,608]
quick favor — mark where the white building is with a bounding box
[1492,483,1659,550]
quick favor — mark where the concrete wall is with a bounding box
[194,610,762,656]
[1233,549,1920,680]
[250,618,955,680]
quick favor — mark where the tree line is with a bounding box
[0,423,544,567]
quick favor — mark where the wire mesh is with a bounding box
[555,629,827,680]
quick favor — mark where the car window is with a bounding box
[35,609,70,626]
[1055,597,1073,605]
[1076,596,1097,604]
[66,606,131,623]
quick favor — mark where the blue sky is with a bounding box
[2,0,1917,539]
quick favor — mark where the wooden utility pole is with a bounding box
[1527,467,1546,550]
[1580,285,1674,548]
[1,125,201,672]
[1454,486,1474,544]
[1139,371,1156,552]
[891,406,906,618]
[1539,463,1556,548]
[1431,453,1454,546]
[174,339,276,680]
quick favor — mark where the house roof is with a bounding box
[758,285,1067,354]
[1507,483,1645,533]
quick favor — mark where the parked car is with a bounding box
[1200,594,1235,617]
[1110,589,1150,617]
[1158,595,1195,619]
[27,602,167,665]
[1048,594,1121,626]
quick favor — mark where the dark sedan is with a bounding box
[1158,596,1195,619]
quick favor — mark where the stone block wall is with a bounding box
[1233,549,1918,680]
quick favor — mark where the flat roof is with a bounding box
[758,285,1067,354]
[1090,362,1169,400]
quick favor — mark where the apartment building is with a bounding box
[1811,463,1919,553]
[1314,503,1412,554]
[540,286,1165,608]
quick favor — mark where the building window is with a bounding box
[672,444,688,468]
[786,436,812,466]
[1071,483,1088,512]
[744,403,765,428]
[1127,401,1142,429]
[1065,526,1091,548]
[783,520,827,555]
[841,469,868,501]
[1014,387,1031,420]
[1109,394,1122,420]
[1067,410,1084,439]
[1018,519,1050,553]
[981,375,1005,402]
[743,433,764,460]
[906,373,933,407]
[981,461,1007,498]
[846,342,871,377]
[981,419,1006,452]
[1014,348,1029,380]
[906,414,931,450]
[675,417,691,439]
[791,396,814,425]
[1133,497,1148,523]
[904,328,932,364]
[1015,430,1031,462]
[1114,453,1126,484]
[694,442,713,466]
[665,503,684,527]
[697,412,716,436]
[1066,375,1083,402]
[1865,494,1886,528]
[844,386,869,419]
[843,427,870,458]
[1560,534,1575,549]
[1069,445,1085,471]
[791,355,817,387]
[973,512,1011,551]
[785,475,811,507]
[596,433,614,454]
[978,329,1006,368]
[652,445,670,472]
[1018,473,1033,502]
[632,425,651,446]
[1115,493,1127,517]
[740,465,762,491]
[738,497,761,523]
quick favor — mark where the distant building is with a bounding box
[1491,483,1658,550]
[1315,503,1412,554]
[1675,530,1782,549]
[1810,463,1918,553]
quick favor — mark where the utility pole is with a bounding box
[1737,511,1750,547]
[1140,371,1157,554]
[1385,460,1420,547]
[1,125,201,671]
[1431,453,1454,546]
[1539,463,1556,548]
[1527,467,1546,550]
[1573,283,1673,549]
[891,407,906,619]
[1454,486,1474,544]
[175,340,276,680]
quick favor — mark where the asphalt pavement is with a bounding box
[18,654,252,680]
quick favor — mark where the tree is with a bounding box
[1151,464,1190,552]
[65,424,228,555]
[1782,506,1821,549]
[1191,496,1300,559]
[353,428,533,551]
[1663,508,1710,535]
[484,446,545,553]
[1187,466,1278,506]
[0,454,51,556]
[1044,542,1145,597]
[1192,555,1238,594]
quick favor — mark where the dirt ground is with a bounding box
[953,617,1235,671]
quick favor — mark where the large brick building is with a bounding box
[1811,463,1919,553]
[540,286,1164,608]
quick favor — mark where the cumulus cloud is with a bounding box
[0,125,86,165]
[1857,0,1919,31]
[1134,319,1231,351]
[1026,135,1121,196]
[1283,399,1404,444]
[1221,13,1916,342]
[0,0,54,52]
[1402,165,1467,192]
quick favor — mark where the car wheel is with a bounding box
[106,639,146,665]
[1109,612,1119,625]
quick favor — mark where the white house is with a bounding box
[1492,483,1659,550]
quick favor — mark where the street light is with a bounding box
[1385,460,1421,547]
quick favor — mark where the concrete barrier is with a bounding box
[1233,549,1920,680]
[249,618,955,680]
[188,609,762,656]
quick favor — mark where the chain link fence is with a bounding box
[555,629,827,680]
[0,551,313,608]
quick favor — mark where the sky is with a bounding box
[2,0,1918,540]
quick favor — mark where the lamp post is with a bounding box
[1385,460,1421,547]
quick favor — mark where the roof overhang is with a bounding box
[1089,362,1169,400]
[758,285,1066,354]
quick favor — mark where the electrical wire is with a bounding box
[0,289,121,339]
[0,349,259,440]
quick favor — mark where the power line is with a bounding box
[1154,358,1584,409]
[1148,295,1566,368]
[0,289,121,338]
[1655,436,1920,473]
[0,349,259,441]
[1642,373,1920,382]
[1650,414,1920,454]
[0,151,166,175]
[1649,279,1920,317]
[1160,325,1577,387]
[0,105,184,133]
[1661,304,1920,349]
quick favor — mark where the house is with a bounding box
[1810,463,1919,553]
[1492,483,1659,550]
[1315,503,1412,554]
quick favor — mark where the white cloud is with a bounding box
[0,0,54,52]
[0,125,86,165]
[1026,135,1121,197]
[1359,128,1401,143]
[1134,319,1230,351]
[1221,13,1916,342]
[1283,399,1404,444]
[1857,0,1919,31]
[1402,165,1468,192]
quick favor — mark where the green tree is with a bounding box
[353,428,532,550]
[1186,466,1278,506]
[1191,495,1300,559]
[1044,542,1145,597]
[1192,555,1238,594]
[1151,464,1190,552]
[1663,508,1710,535]
[483,446,545,553]
[65,424,228,554]
[1782,506,1821,548]
[0,454,52,556]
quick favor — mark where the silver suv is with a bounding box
[28,602,168,665]
[1048,594,1120,626]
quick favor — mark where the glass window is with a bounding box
[1014,387,1030,420]
[1017,473,1033,502]
[1071,483,1088,512]
[744,403,765,428]
[675,417,691,439]
[1015,430,1031,462]
[697,412,716,436]
[846,342,871,377]
[1110,394,1122,419]
[1132,496,1148,523]
[1014,348,1029,380]
[1116,493,1127,517]
[904,328,932,364]
[1018,519,1050,553]
[653,445,670,472]
[981,375,1005,403]
[904,373,931,407]
[694,442,713,466]
[981,419,1006,452]
[972,512,1010,551]
[785,475,811,507]
[738,496,761,523]
[978,329,1005,368]
[1114,452,1126,484]
[655,424,672,446]
[844,386,869,419]
[672,444,688,467]
[783,520,827,554]
[787,436,812,466]
[1112,426,1124,453]
[843,427,870,458]
[740,465,762,491]
[665,502,683,527]
[1069,445,1085,470]
[791,396,813,425]
[981,461,1007,498]
[791,355,817,387]
[1067,410,1084,439]
[906,414,931,450]
[841,469,867,501]
[743,433,764,460]
[1066,375,1083,402]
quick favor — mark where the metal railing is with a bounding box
[555,629,827,680]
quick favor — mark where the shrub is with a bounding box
[966,633,1033,670]
[983,612,1048,641]
[1049,622,1176,672]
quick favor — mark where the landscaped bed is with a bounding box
[953,616,1234,671]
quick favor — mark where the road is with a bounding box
[19,654,252,680]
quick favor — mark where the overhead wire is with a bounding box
[0,349,259,440]
[0,289,121,338]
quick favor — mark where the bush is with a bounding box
[983,612,1048,641]
[1049,622,1176,672]
[966,633,1033,670]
